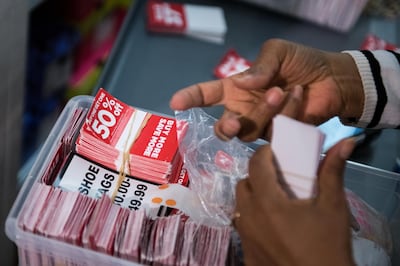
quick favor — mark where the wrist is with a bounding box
[326,52,364,122]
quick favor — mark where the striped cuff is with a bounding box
[341,50,377,128]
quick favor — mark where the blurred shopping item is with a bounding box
[146,0,227,44]
[238,0,369,32]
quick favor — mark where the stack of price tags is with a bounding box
[18,183,233,265]
[13,91,237,266]
[58,89,191,214]
[146,0,227,44]
[75,88,183,184]
[240,0,368,32]
[271,115,325,199]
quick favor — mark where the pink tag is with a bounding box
[360,34,399,51]
[214,49,251,78]
[214,150,234,171]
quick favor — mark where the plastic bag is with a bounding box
[174,108,396,264]
[175,108,254,226]
[352,236,391,266]
[346,188,393,255]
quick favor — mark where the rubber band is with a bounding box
[112,111,141,201]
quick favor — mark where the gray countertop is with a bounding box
[98,0,400,172]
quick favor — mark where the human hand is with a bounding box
[170,39,364,142]
[233,138,356,266]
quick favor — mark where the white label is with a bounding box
[59,154,158,211]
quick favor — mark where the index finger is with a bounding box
[169,79,226,111]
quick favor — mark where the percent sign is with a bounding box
[103,97,122,116]
[103,97,115,110]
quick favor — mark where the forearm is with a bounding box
[341,50,400,129]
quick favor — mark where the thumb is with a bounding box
[317,138,356,206]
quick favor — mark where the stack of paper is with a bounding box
[271,115,325,199]
[240,0,368,32]
[147,0,227,44]
[19,182,232,265]
[75,88,183,184]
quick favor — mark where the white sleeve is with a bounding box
[341,50,400,129]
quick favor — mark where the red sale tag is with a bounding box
[130,116,178,162]
[214,49,251,79]
[83,88,133,146]
[147,0,187,34]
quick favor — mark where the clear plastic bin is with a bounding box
[5,95,400,265]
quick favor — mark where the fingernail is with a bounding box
[215,127,233,141]
[340,138,356,160]
[232,68,252,81]
[266,87,284,107]
[215,117,239,141]
[221,117,241,139]
[291,85,303,100]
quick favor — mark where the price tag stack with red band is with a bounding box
[75,88,183,184]
[146,0,227,44]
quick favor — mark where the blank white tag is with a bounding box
[184,4,227,44]
[271,115,325,199]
